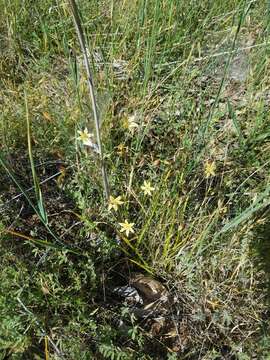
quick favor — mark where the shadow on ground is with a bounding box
[249,211,270,355]
[251,211,270,302]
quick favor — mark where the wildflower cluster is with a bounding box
[107,180,155,237]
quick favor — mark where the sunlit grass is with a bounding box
[0,0,270,358]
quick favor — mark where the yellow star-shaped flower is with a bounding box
[77,128,94,146]
[116,143,127,156]
[123,114,139,133]
[204,161,216,178]
[141,181,155,196]
[108,195,124,211]
[119,220,135,237]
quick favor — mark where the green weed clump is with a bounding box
[1,0,270,359]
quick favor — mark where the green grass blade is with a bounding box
[25,90,48,224]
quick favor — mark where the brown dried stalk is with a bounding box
[68,0,110,199]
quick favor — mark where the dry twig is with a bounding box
[68,0,110,199]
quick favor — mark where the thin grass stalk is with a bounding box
[68,0,110,200]
[5,229,81,255]
[143,0,160,91]
[45,336,49,360]
[25,90,47,224]
[201,0,250,139]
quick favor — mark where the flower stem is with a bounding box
[68,0,110,200]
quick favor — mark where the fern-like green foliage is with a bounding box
[99,343,131,360]
[0,266,30,357]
